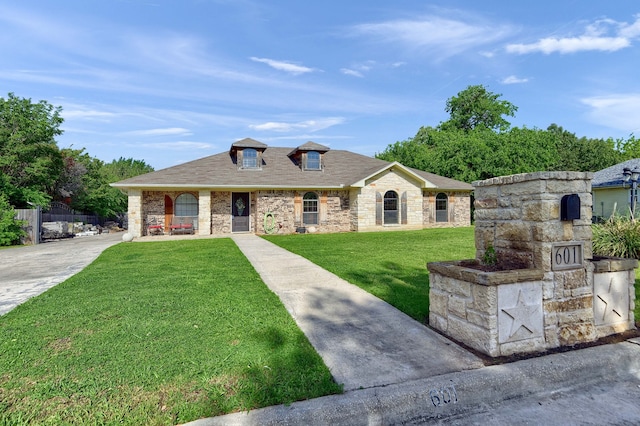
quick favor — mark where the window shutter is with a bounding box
[401,191,408,224]
[376,192,382,225]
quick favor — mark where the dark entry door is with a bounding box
[232,192,250,232]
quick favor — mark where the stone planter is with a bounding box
[427,172,637,358]
[428,260,546,357]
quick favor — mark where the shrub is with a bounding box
[592,215,640,259]
[0,194,25,246]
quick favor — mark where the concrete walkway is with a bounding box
[190,234,640,426]
[231,234,484,391]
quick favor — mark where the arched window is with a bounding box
[384,191,399,224]
[303,192,318,225]
[175,193,198,217]
[436,193,448,222]
[242,148,258,168]
[305,151,321,170]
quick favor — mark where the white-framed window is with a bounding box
[384,190,399,224]
[175,193,198,217]
[242,148,258,169]
[303,192,319,225]
[305,151,321,170]
[436,193,448,222]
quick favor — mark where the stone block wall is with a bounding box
[254,190,350,234]
[354,169,424,232]
[423,191,471,228]
[211,191,231,234]
[473,171,593,268]
[428,171,637,357]
[429,261,546,356]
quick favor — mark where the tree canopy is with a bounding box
[377,85,629,182]
[0,93,153,216]
[0,93,64,208]
[439,84,517,132]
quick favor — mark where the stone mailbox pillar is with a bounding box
[428,171,637,357]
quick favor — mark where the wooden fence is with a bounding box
[15,207,41,244]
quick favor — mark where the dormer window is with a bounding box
[305,151,321,170]
[242,148,258,169]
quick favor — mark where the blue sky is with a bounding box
[1,1,639,170]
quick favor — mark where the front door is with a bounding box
[164,195,173,233]
[232,192,250,232]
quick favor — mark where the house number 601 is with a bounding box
[429,384,458,407]
[552,243,583,270]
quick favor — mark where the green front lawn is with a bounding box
[264,227,477,323]
[0,239,341,425]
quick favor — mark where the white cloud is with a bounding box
[620,14,640,38]
[250,57,316,75]
[249,117,346,132]
[139,141,213,150]
[581,94,640,133]
[506,15,640,55]
[349,14,514,59]
[62,109,117,120]
[501,75,529,84]
[341,68,364,78]
[506,36,629,55]
[124,128,193,137]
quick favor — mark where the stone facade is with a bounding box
[129,169,471,237]
[428,172,637,357]
[423,191,471,228]
[352,169,424,232]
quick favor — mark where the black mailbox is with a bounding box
[561,194,580,221]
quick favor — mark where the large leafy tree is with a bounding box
[377,86,623,182]
[0,93,64,208]
[439,84,518,132]
[57,153,154,218]
[548,124,621,171]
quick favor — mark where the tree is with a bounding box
[0,93,64,208]
[547,124,621,171]
[0,193,25,245]
[69,156,154,217]
[616,134,640,161]
[439,85,517,132]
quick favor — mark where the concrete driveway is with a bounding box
[0,232,123,316]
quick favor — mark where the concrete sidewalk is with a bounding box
[189,338,640,425]
[230,234,484,392]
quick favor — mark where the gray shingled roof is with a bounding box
[592,159,640,188]
[112,146,472,191]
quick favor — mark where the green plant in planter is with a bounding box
[592,215,640,259]
[482,245,498,266]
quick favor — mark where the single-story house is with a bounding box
[112,138,473,237]
[592,159,640,220]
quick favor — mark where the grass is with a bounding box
[0,239,341,425]
[264,227,476,323]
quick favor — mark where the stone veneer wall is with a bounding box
[211,191,231,234]
[428,171,637,357]
[254,190,350,234]
[353,169,424,232]
[422,191,471,228]
[141,191,199,235]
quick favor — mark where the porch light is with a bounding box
[622,167,640,217]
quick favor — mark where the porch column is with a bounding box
[128,189,143,237]
[198,190,212,236]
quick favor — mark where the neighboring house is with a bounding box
[591,159,640,220]
[112,138,472,237]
